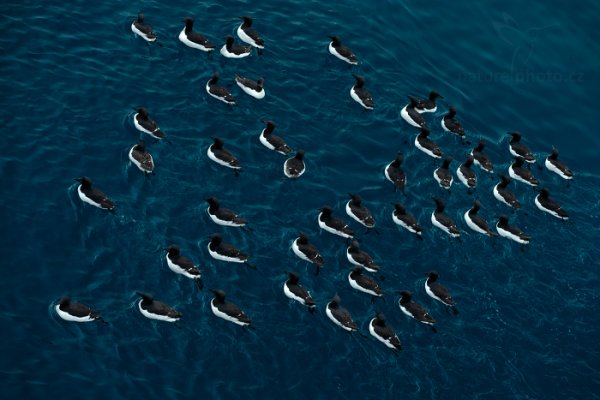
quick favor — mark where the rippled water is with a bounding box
[1,0,599,398]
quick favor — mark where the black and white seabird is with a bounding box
[328,36,358,65]
[392,203,423,237]
[493,175,521,209]
[292,232,324,271]
[434,157,453,190]
[325,294,358,332]
[128,140,154,174]
[415,126,443,159]
[535,188,569,220]
[431,198,460,238]
[470,139,494,173]
[400,96,428,128]
[369,313,402,350]
[284,150,306,178]
[207,137,241,174]
[165,245,203,289]
[398,290,436,327]
[131,13,157,42]
[220,35,251,58]
[346,193,376,229]
[509,157,539,187]
[259,120,292,155]
[496,215,530,244]
[75,176,115,211]
[441,106,465,139]
[237,16,264,49]
[179,17,215,51]
[206,73,235,105]
[133,107,167,140]
[346,240,380,273]
[545,148,573,180]
[55,296,102,322]
[207,233,255,268]
[384,152,406,193]
[235,74,265,99]
[424,271,456,308]
[350,74,374,110]
[318,206,354,239]
[283,272,316,311]
[463,200,495,236]
[508,132,535,163]
[456,155,477,189]
[205,197,247,227]
[348,267,383,298]
[415,91,443,113]
[137,292,182,322]
[210,289,251,326]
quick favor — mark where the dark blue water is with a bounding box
[1,0,599,398]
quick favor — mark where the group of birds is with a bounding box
[56,12,575,352]
[132,13,263,51]
[381,129,572,245]
[136,14,268,101]
[394,92,572,244]
[130,12,307,178]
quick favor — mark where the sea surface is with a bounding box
[1,0,599,399]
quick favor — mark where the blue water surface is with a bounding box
[1,0,599,399]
